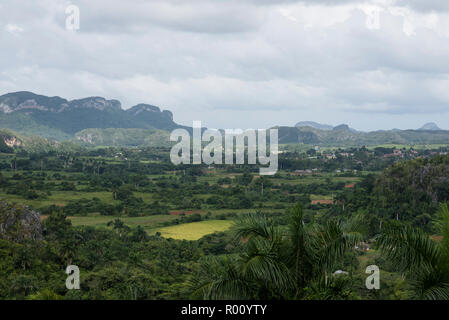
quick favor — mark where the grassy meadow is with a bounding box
[153,220,234,240]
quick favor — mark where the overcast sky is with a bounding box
[1,0,449,131]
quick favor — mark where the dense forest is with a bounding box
[1,144,449,299]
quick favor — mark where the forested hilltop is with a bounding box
[276,125,449,146]
[0,91,185,142]
[1,142,449,299]
[1,91,449,148]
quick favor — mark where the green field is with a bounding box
[68,214,179,230]
[310,194,334,200]
[0,191,119,208]
[366,144,449,150]
[68,215,235,240]
[153,220,234,240]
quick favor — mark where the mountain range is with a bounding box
[418,122,442,131]
[295,121,359,133]
[0,91,183,141]
[276,124,449,146]
[295,121,442,132]
[0,91,448,149]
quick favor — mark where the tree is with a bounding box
[0,138,13,153]
[188,203,363,299]
[42,211,72,240]
[377,204,449,300]
[29,289,63,300]
[107,219,130,238]
[130,226,148,242]
[237,173,253,186]
[13,244,35,271]
[58,237,78,265]
[10,274,37,297]
[113,185,133,201]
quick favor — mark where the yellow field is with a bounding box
[154,220,234,241]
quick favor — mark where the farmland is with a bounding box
[67,215,233,240]
[154,220,234,240]
[2,143,449,299]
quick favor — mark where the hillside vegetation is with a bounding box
[277,126,449,147]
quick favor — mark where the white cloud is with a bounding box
[1,0,449,130]
[5,24,24,34]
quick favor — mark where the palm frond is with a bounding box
[286,203,313,289]
[304,273,355,300]
[232,212,279,242]
[241,237,294,296]
[377,222,441,273]
[341,212,367,241]
[187,255,253,300]
[435,203,449,262]
[409,265,449,300]
[311,221,348,272]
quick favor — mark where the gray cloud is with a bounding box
[1,0,449,131]
[76,1,265,34]
[395,0,449,12]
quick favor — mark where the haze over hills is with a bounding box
[0,91,448,149]
[295,121,359,133]
[276,124,449,146]
[295,121,444,133]
[418,122,441,131]
[295,121,334,131]
[296,121,362,133]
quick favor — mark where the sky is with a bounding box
[1,0,449,131]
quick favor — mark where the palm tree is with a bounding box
[189,203,363,300]
[58,236,78,265]
[107,219,130,238]
[377,204,449,300]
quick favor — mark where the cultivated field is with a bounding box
[153,220,234,240]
